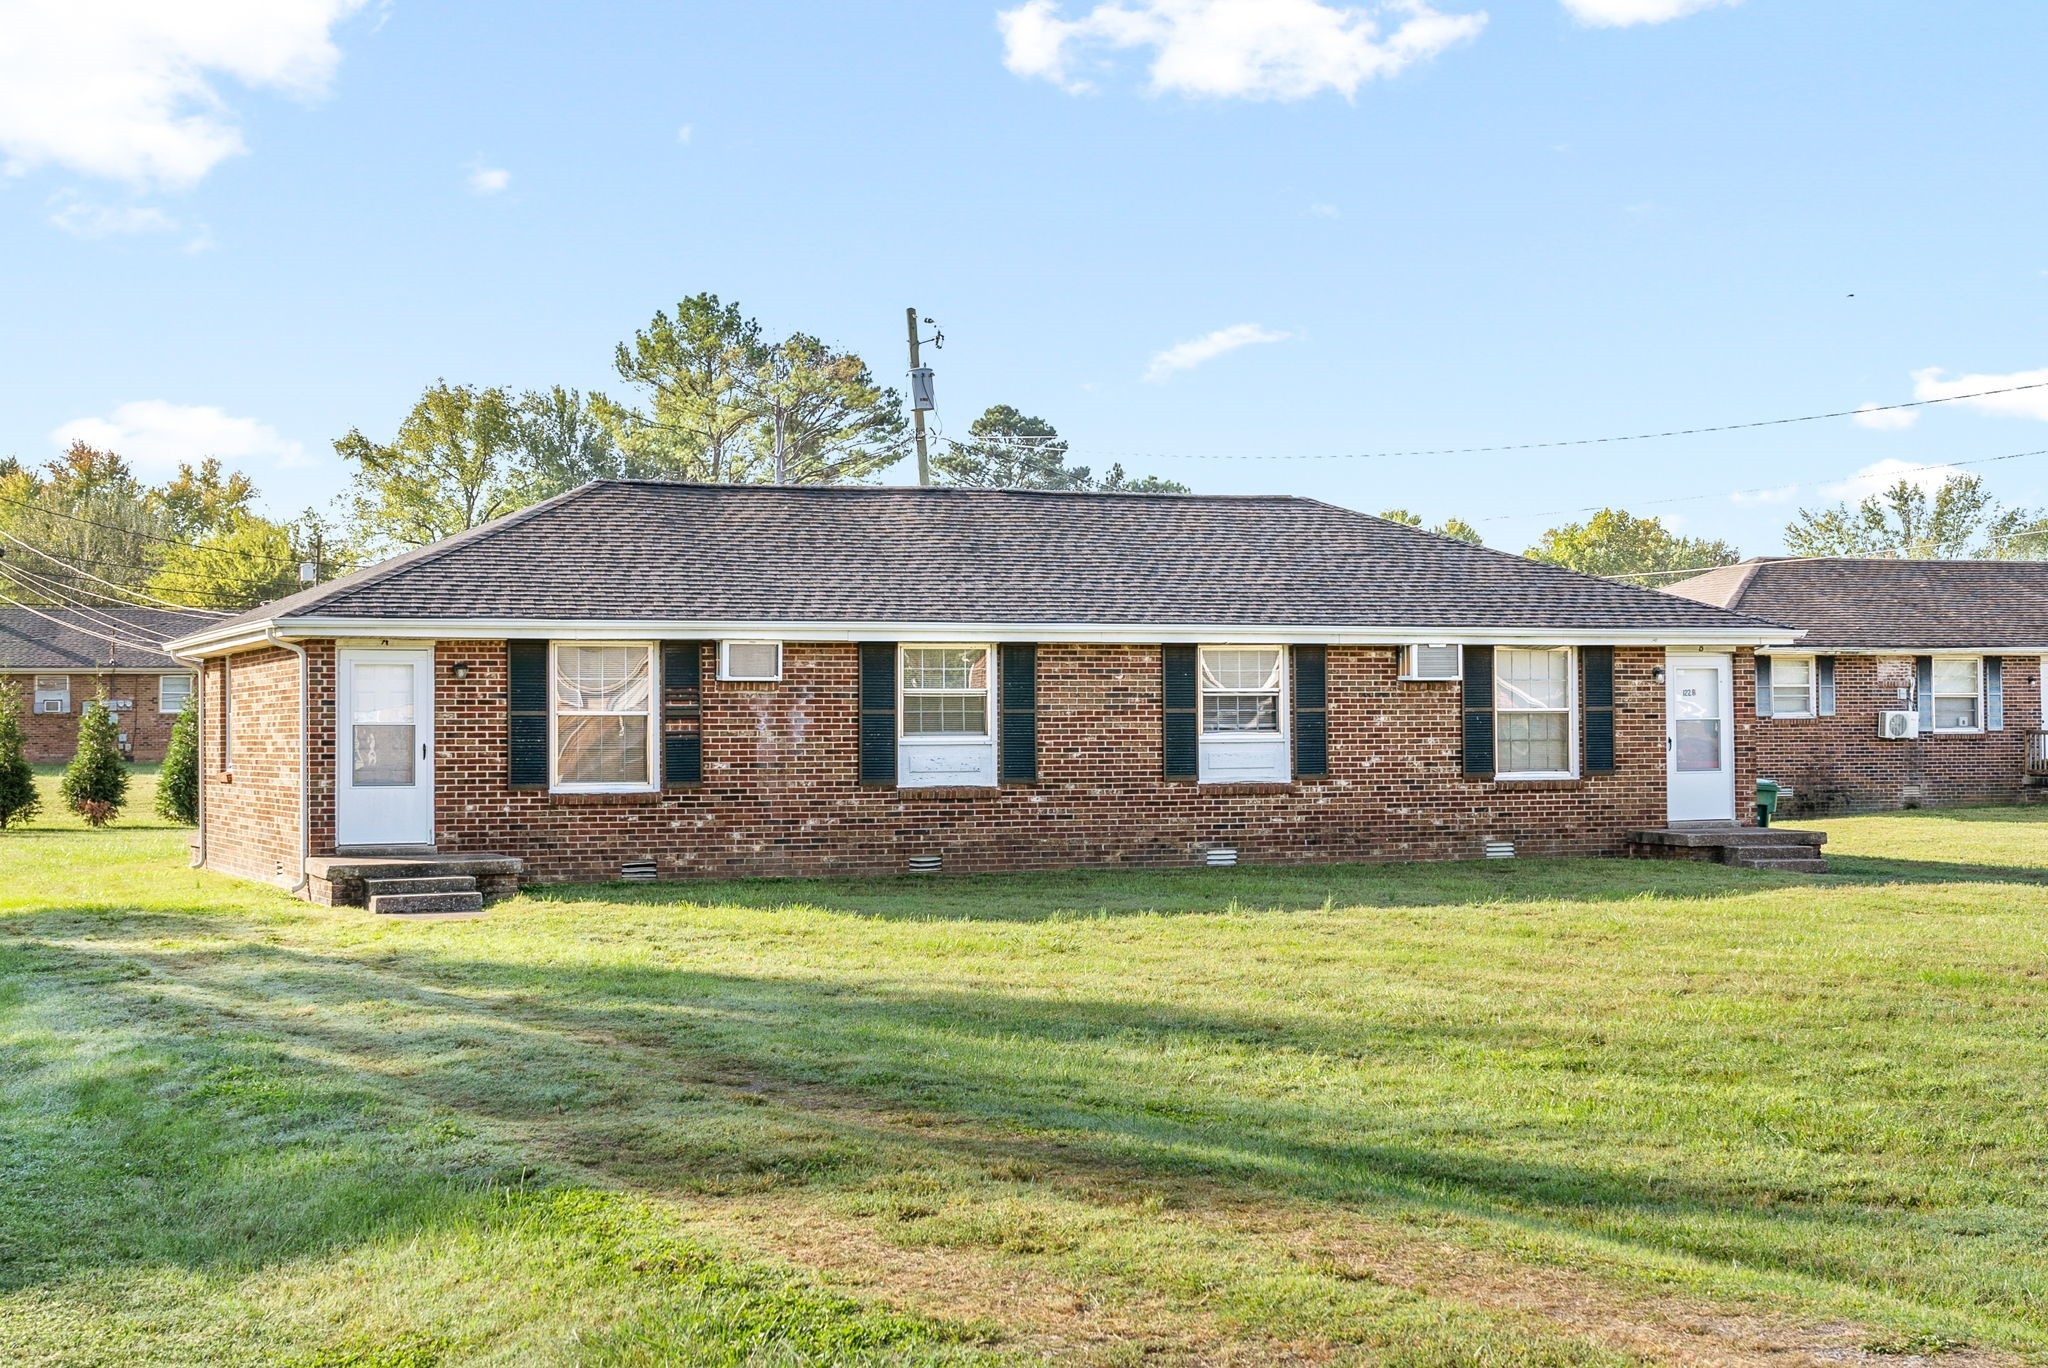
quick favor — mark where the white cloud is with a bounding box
[676,124,694,143]
[47,194,178,239]
[51,401,310,475]
[1729,484,1799,505]
[1910,365,2048,423]
[1306,201,1341,218]
[1560,0,1736,27]
[997,0,1487,100]
[1824,459,1962,502]
[466,163,511,195]
[1852,402,1918,431]
[1144,322,1289,382]
[0,0,368,191]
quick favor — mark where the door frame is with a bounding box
[1665,651,1735,824]
[334,645,437,851]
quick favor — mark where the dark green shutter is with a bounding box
[1462,645,1495,778]
[1582,646,1615,775]
[507,640,549,789]
[999,643,1038,783]
[662,642,703,787]
[1755,655,1774,717]
[1916,656,1934,733]
[1817,656,1836,716]
[1162,644,1198,781]
[1987,656,2004,731]
[858,643,897,785]
[1292,645,1327,777]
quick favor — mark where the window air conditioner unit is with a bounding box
[1878,710,1918,740]
[34,699,68,715]
[1400,643,1462,681]
[718,639,783,682]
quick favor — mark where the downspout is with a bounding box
[169,649,205,871]
[262,628,312,896]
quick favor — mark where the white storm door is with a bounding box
[336,648,435,847]
[1666,653,1734,823]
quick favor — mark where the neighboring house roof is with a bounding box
[172,481,1792,653]
[0,606,214,671]
[1664,557,2048,651]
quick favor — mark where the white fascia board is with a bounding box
[163,616,1802,655]
[1758,644,2046,655]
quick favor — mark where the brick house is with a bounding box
[1665,557,2048,815]
[166,481,1795,898]
[1,607,212,763]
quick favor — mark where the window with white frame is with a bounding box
[32,675,69,715]
[1931,657,1982,733]
[1197,646,1289,783]
[159,673,194,713]
[901,646,990,736]
[718,639,782,682]
[1495,647,1576,778]
[1769,655,1815,717]
[551,643,657,790]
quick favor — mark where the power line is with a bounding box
[0,489,305,569]
[0,528,239,610]
[0,558,226,628]
[0,589,184,658]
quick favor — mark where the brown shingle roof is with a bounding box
[0,607,213,671]
[1664,557,2048,651]
[192,481,1787,637]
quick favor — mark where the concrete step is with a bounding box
[364,875,476,897]
[1722,850,1828,873]
[368,890,484,916]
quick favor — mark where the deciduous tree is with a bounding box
[1379,508,1485,545]
[336,382,525,549]
[1783,475,2044,559]
[1526,509,1738,580]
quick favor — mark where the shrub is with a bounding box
[156,697,199,825]
[61,695,129,826]
[0,681,37,829]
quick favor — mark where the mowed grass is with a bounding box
[3,790,2047,1365]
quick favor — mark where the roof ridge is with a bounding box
[586,478,1296,502]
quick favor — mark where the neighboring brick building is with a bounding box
[1666,558,2048,815]
[0,607,213,763]
[168,481,1794,893]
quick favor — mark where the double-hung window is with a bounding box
[1495,647,1576,779]
[1931,657,1982,733]
[1197,646,1289,783]
[1769,655,1815,717]
[159,672,194,714]
[898,645,997,786]
[551,643,657,791]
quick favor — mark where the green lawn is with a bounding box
[4,790,2047,1366]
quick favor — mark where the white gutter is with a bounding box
[261,626,312,897]
[171,616,1803,656]
[1759,645,2048,656]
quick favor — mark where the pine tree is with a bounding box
[61,695,129,827]
[0,681,38,830]
[156,697,199,825]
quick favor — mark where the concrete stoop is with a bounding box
[303,854,523,912]
[1626,825,1828,874]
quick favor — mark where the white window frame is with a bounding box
[897,643,998,788]
[159,672,195,713]
[32,675,69,715]
[1930,656,1984,735]
[1196,645,1291,784]
[1768,654,1816,719]
[1494,646,1578,782]
[717,639,783,682]
[1399,643,1463,682]
[548,641,659,794]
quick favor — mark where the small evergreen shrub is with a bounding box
[0,681,38,829]
[61,695,129,827]
[157,697,199,825]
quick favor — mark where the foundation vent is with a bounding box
[1205,846,1238,868]
[1483,840,1516,860]
[620,859,658,882]
[908,854,943,875]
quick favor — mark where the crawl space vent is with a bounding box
[620,859,658,882]
[1205,847,1239,868]
[1483,840,1516,860]
[907,854,943,875]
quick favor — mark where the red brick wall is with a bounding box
[198,647,305,884]
[1755,654,2041,815]
[4,670,189,763]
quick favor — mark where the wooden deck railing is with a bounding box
[2029,729,2048,778]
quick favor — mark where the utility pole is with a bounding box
[907,306,929,486]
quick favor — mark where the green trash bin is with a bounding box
[1755,778,1781,828]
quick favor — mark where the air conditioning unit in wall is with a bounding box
[1878,710,1919,740]
[33,699,68,715]
[1400,643,1463,681]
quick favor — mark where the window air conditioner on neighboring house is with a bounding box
[34,699,68,715]
[1878,710,1918,740]
[1400,643,1463,681]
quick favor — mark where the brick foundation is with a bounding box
[5,670,189,764]
[1754,654,2043,816]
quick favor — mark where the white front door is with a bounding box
[336,647,435,848]
[1666,652,1735,823]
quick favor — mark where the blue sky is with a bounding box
[3,0,2045,564]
